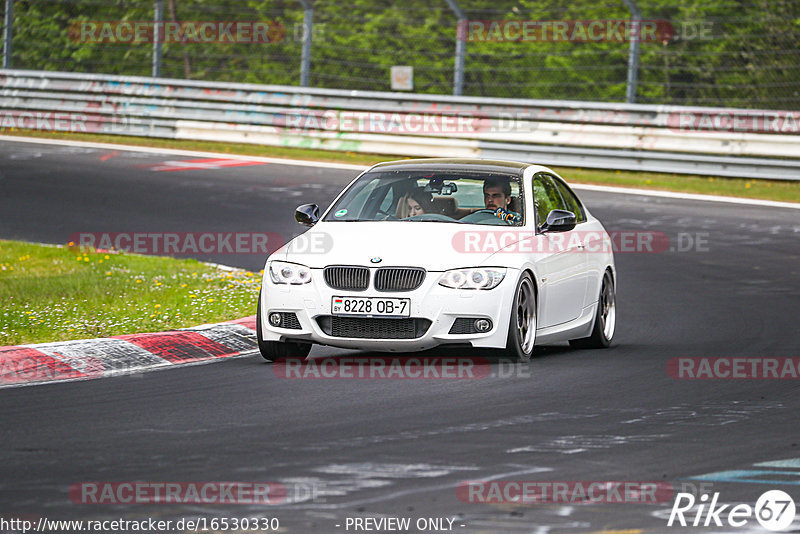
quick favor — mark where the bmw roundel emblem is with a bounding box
[370,257,382,264]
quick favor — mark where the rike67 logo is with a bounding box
[668,490,796,531]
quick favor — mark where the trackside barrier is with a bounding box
[1,69,798,180]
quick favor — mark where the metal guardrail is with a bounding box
[1,69,799,180]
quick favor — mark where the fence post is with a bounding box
[3,0,12,69]
[297,0,312,87]
[623,0,641,103]
[444,0,465,96]
[152,0,163,77]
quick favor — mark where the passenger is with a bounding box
[397,189,435,218]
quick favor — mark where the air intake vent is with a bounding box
[316,316,431,339]
[374,268,426,292]
[324,266,370,291]
[279,312,301,330]
[449,318,478,334]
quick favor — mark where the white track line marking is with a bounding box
[0,135,367,170]
[1,135,797,208]
[572,183,800,210]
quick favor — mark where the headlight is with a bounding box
[269,261,312,285]
[439,268,506,290]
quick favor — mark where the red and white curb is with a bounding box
[0,316,258,388]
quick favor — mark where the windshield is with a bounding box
[323,170,524,226]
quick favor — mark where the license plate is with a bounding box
[332,296,410,317]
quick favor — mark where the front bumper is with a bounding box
[259,268,519,352]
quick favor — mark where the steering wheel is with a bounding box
[460,208,512,225]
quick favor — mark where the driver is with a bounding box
[483,178,521,224]
[483,178,512,210]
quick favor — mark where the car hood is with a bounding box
[272,221,520,271]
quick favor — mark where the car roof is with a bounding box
[368,158,533,175]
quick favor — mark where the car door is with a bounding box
[533,173,588,327]
[551,175,600,310]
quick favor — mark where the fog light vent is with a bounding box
[449,317,492,334]
[269,312,301,329]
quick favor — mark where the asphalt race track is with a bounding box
[1,139,799,533]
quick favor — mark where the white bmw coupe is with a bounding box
[257,159,616,361]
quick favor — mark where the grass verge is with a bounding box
[2,129,798,204]
[0,239,259,346]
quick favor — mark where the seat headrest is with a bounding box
[432,196,458,216]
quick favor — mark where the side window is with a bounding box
[532,173,566,226]
[379,185,395,214]
[552,177,586,223]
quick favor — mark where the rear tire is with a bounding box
[256,294,312,362]
[504,272,536,362]
[570,270,615,349]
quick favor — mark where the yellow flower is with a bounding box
[104,255,109,259]
[745,183,752,189]
[68,241,75,246]
[150,314,155,318]
[84,257,90,262]
[207,298,215,303]
[154,304,161,308]
[136,279,142,283]
[189,294,196,298]
[180,283,187,288]
[98,259,103,264]
[105,271,111,276]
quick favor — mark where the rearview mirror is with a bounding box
[295,204,319,227]
[539,209,576,233]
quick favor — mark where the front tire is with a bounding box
[570,270,615,349]
[504,272,536,361]
[256,294,312,361]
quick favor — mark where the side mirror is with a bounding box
[295,204,319,227]
[539,209,576,233]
